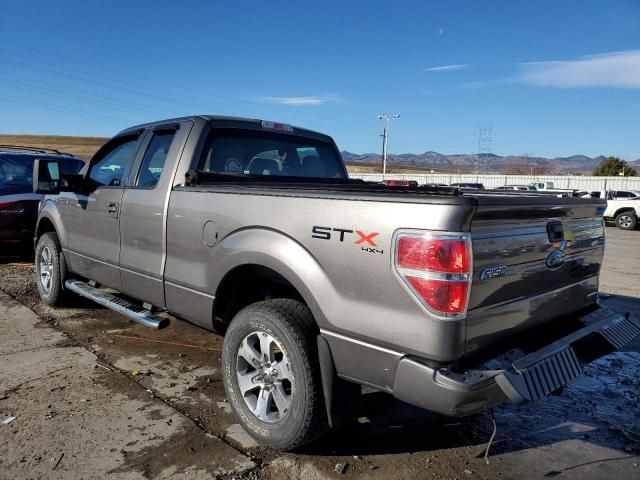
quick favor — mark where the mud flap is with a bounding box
[317,335,361,428]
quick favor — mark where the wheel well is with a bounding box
[212,265,307,332]
[614,208,636,218]
[36,218,56,240]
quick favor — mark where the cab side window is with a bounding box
[89,136,140,187]
[135,131,176,188]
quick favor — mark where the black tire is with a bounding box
[35,232,66,306]
[615,211,637,230]
[222,299,328,450]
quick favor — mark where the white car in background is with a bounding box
[603,198,640,230]
[527,181,577,196]
[582,189,640,200]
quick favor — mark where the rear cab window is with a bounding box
[197,128,345,180]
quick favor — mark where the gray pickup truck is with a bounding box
[33,115,639,450]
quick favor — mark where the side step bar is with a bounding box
[64,279,169,329]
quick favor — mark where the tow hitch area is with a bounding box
[495,306,640,403]
[393,305,640,416]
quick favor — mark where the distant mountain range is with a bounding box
[341,150,640,174]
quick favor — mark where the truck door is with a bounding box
[64,131,145,290]
[119,122,190,307]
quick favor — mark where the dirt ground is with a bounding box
[1,226,639,479]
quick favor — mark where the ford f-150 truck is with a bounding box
[32,115,640,450]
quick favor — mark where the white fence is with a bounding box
[349,173,640,191]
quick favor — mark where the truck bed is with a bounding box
[168,179,606,370]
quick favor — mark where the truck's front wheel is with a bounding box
[35,232,65,306]
[222,299,328,450]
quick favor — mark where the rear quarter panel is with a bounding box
[164,188,476,364]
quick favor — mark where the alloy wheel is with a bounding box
[39,246,53,294]
[618,215,633,229]
[235,331,293,423]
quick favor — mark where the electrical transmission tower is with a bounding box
[474,126,493,174]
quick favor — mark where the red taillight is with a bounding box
[405,277,469,314]
[394,233,471,318]
[0,201,15,210]
[397,236,469,273]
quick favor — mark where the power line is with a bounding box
[0,93,127,124]
[0,43,376,139]
[0,75,182,118]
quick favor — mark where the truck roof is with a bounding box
[116,115,333,142]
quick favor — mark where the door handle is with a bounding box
[107,202,119,219]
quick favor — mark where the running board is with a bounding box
[64,279,169,329]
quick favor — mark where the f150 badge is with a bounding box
[479,265,508,280]
[311,226,383,254]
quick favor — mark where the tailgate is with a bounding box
[466,198,606,355]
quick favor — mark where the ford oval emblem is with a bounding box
[546,240,570,270]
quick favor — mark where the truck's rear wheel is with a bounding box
[35,232,65,306]
[615,211,636,230]
[222,299,327,450]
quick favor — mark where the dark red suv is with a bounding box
[0,147,85,255]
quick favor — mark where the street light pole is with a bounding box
[378,113,400,177]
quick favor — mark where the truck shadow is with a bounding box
[307,294,640,462]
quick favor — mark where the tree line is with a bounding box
[499,155,636,176]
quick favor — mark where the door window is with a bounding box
[89,137,140,187]
[135,131,176,188]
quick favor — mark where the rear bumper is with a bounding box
[392,304,640,416]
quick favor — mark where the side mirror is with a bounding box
[33,159,61,194]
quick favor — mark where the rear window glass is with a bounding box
[0,155,84,193]
[198,129,345,179]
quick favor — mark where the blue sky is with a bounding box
[0,0,639,158]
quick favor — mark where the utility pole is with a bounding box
[475,126,493,174]
[378,113,400,176]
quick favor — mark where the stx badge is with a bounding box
[312,226,383,254]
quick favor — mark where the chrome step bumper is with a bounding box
[65,279,169,329]
[495,306,639,403]
[392,305,640,416]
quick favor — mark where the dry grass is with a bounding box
[0,134,107,160]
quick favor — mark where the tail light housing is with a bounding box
[393,232,472,319]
